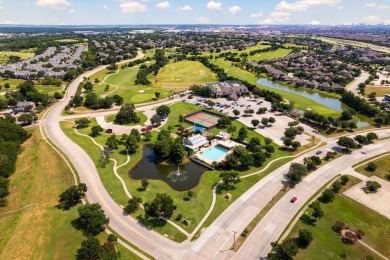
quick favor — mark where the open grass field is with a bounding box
[200,41,271,57]
[211,59,340,117]
[91,60,217,105]
[356,155,390,180]
[154,60,218,89]
[289,176,390,259]
[248,48,292,61]
[105,111,148,126]
[364,86,390,97]
[36,85,63,95]
[0,77,25,91]
[0,50,35,64]
[0,127,140,259]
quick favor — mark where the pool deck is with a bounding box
[192,139,242,166]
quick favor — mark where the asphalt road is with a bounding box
[41,51,390,259]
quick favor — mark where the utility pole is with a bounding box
[233,231,237,249]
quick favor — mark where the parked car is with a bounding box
[316,150,322,155]
[290,197,297,203]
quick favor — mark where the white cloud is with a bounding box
[363,2,390,9]
[259,11,290,24]
[0,0,3,10]
[120,1,147,13]
[362,15,380,24]
[156,1,170,9]
[178,5,192,11]
[363,2,377,8]
[69,9,76,13]
[250,12,263,18]
[102,5,108,10]
[207,1,222,11]
[337,6,343,10]
[229,6,241,15]
[35,0,72,10]
[195,17,209,23]
[1,21,20,24]
[309,20,321,25]
[275,0,341,12]
[261,0,340,25]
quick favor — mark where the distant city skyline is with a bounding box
[0,0,389,26]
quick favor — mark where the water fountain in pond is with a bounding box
[167,166,188,182]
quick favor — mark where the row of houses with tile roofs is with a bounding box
[0,45,86,80]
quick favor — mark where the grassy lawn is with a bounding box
[0,127,140,259]
[91,60,218,105]
[289,176,390,259]
[200,41,271,57]
[248,48,292,61]
[154,60,218,89]
[105,111,148,126]
[355,154,390,180]
[211,59,340,117]
[0,50,35,64]
[365,86,390,97]
[36,84,63,95]
[0,77,25,92]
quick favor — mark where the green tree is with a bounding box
[332,182,343,193]
[310,201,324,220]
[91,125,103,137]
[17,114,34,125]
[151,115,162,125]
[251,119,260,128]
[337,136,357,151]
[366,132,378,143]
[84,92,100,109]
[320,189,335,203]
[141,179,149,190]
[124,196,143,214]
[291,141,301,150]
[76,237,102,260]
[115,104,140,125]
[233,109,240,117]
[354,135,368,145]
[286,163,308,186]
[106,135,118,150]
[83,81,94,92]
[366,162,377,172]
[219,171,240,188]
[237,126,248,143]
[284,138,293,148]
[261,117,269,127]
[155,91,161,100]
[75,118,91,128]
[170,139,186,165]
[268,117,276,125]
[144,193,176,219]
[217,117,232,128]
[267,238,299,260]
[297,229,313,248]
[226,125,236,135]
[144,132,153,140]
[341,175,350,185]
[58,183,87,210]
[366,180,381,193]
[156,105,171,117]
[77,203,109,235]
[124,134,138,154]
[178,115,184,124]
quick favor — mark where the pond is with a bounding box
[256,77,372,128]
[129,145,207,191]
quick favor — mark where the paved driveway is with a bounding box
[344,175,390,219]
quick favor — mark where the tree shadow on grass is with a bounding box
[299,214,316,227]
[136,215,168,230]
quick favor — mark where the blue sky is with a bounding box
[0,0,389,25]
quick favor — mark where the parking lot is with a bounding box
[181,95,314,146]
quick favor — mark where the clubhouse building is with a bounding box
[202,82,249,100]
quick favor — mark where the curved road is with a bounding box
[42,51,390,259]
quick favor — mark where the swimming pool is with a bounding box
[200,147,228,161]
[193,125,206,131]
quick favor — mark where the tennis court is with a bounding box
[184,111,221,129]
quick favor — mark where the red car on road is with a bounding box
[290,197,297,203]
